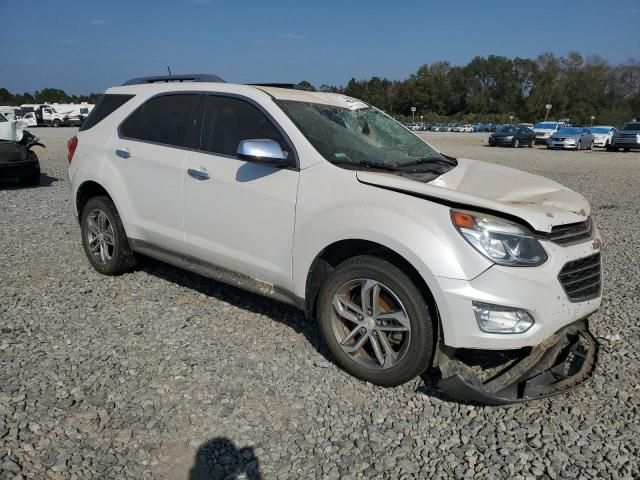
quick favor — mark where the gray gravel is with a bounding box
[1,128,639,479]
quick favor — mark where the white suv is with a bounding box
[67,75,601,404]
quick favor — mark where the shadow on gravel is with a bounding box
[141,258,335,364]
[189,437,262,480]
[0,173,60,189]
[143,258,466,405]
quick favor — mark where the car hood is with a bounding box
[356,158,590,232]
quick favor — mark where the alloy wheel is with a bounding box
[330,279,411,370]
[85,209,115,265]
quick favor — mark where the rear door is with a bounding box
[182,94,299,289]
[107,93,200,253]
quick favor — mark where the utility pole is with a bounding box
[544,104,552,121]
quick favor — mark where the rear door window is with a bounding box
[199,95,288,157]
[120,94,200,148]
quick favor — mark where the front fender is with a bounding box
[291,163,493,299]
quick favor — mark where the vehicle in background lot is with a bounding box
[517,123,534,129]
[488,125,535,147]
[590,126,617,148]
[19,103,95,127]
[68,74,601,404]
[607,122,640,151]
[533,121,566,144]
[459,124,473,132]
[17,112,38,127]
[547,127,594,150]
[0,112,44,185]
[472,123,486,132]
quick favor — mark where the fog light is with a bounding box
[472,301,534,334]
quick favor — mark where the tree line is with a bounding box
[0,88,102,106]
[307,52,640,125]
[2,52,638,125]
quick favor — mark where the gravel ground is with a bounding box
[1,128,639,480]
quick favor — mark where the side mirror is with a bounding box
[237,139,290,167]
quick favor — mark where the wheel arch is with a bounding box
[303,239,440,335]
[76,180,117,221]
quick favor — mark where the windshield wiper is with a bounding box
[396,156,457,168]
[330,159,401,171]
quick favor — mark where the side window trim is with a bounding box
[116,90,299,169]
[117,92,202,150]
[195,92,299,169]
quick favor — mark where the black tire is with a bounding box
[80,196,137,275]
[528,138,534,147]
[577,140,582,150]
[19,152,40,186]
[513,138,520,148]
[606,145,617,152]
[589,140,594,150]
[316,255,435,387]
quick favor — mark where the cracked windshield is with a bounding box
[276,99,455,170]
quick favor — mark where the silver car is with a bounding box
[547,127,594,150]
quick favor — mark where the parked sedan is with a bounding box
[547,128,594,150]
[488,125,535,148]
[589,126,617,148]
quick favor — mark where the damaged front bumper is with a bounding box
[437,320,597,405]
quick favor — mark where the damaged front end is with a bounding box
[437,320,598,405]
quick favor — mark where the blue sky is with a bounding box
[1,0,639,94]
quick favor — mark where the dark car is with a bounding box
[488,125,535,148]
[0,131,44,186]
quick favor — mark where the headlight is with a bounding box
[472,301,534,333]
[451,210,547,266]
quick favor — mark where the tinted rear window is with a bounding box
[120,94,199,147]
[79,94,133,131]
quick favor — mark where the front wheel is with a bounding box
[528,139,534,147]
[577,140,582,150]
[317,255,435,387]
[513,138,520,148]
[80,196,137,275]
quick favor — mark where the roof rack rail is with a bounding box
[248,83,298,89]
[122,74,225,86]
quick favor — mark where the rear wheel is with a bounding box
[317,255,435,387]
[80,196,137,275]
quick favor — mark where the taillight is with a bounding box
[67,135,78,163]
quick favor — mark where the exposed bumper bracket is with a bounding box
[437,320,598,405]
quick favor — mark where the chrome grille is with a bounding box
[547,219,593,245]
[558,253,601,302]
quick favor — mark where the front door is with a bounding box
[183,94,299,289]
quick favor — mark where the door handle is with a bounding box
[115,149,130,159]
[187,168,210,181]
